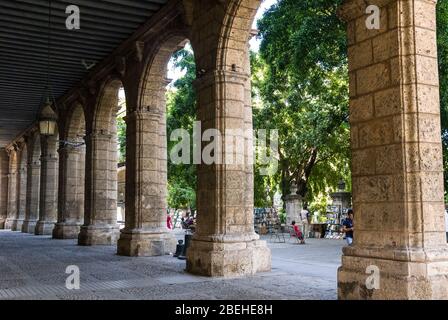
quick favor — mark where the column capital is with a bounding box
[125,109,162,122]
[27,162,41,170]
[58,145,83,155]
[193,70,249,91]
[40,156,58,162]
[85,132,113,141]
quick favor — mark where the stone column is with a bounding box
[53,145,85,239]
[79,132,119,245]
[0,148,8,229]
[284,184,303,225]
[338,0,448,299]
[35,135,58,235]
[186,69,271,277]
[117,109,176,256]
[5,149,17,230]
[22,161,40,233]
[13,158,27,231]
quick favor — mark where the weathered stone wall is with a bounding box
[22,131,40,234]
[36,133,59,235]
[0,148,8,229]
[5,148,17,230]
[338,0,448,299]
[54,104,86,239]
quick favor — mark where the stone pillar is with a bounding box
[22,161,40,233]
[53,145,85,239]
[338,0,448,299]
[35,135,58,235]
[13,152,27,231]
[0,148,8,229]
[117,109,176,256]
[186,69,271,277]
[284,184,303,225]
[79,132,119,245]
[5,149,17,230]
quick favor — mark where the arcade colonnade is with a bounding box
[0,0,447,299]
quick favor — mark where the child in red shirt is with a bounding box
[292,221,305,244]
[167,213,173,230]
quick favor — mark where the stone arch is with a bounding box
[185,0,271,277]
[138,33,189,113]
[36,125,59,235]
[117,32,190,256]
[66,103,87,142]
[54,103,86,239]
[5,149,18,229]
[216,0,259,72]
[79,78,122,245]
[93,78,123,135]
[22,131,41,233]
[14,143,28,231]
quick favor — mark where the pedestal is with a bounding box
[11,219,24,231]
[187,236,271,277]
[338,246,448,299]
[21,220,37,234]
[35,221,55,235]
[53,222,82,239]
[78,225,119,246]
[4,218,15,230]
[117,228,177,256]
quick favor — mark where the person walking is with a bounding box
[445,208,448,242]
[342,209,354,245]
[300,206,309,239]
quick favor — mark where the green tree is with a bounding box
[254,0,350,204]
[437,1,448,201]
[166,48,197,209]
[117,115,126,163]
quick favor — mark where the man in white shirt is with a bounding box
[300,206,309,239]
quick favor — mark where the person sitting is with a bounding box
[291,220,305,244]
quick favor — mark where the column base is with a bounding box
[78,225,119,246]
[4,218,15,230]
[21,220,37,233]
[117,229,177,256]
[11,219,24,231]
[186,236,272,277]
[53,223,82,239]
[338,245,448,300]
[35,221,56,235]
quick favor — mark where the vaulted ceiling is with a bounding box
[0,0,169,147]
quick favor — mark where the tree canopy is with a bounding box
[166,48,197,209]
[437,0,448,201]
[254,0,350,206]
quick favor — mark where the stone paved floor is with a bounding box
[0,230,344,300]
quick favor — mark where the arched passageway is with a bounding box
[35,126,59,236]
[0,0,446,300]
[53,104,86,239]
[78,79,121,245]
[13,143,27,231]
[22,131,41,234]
